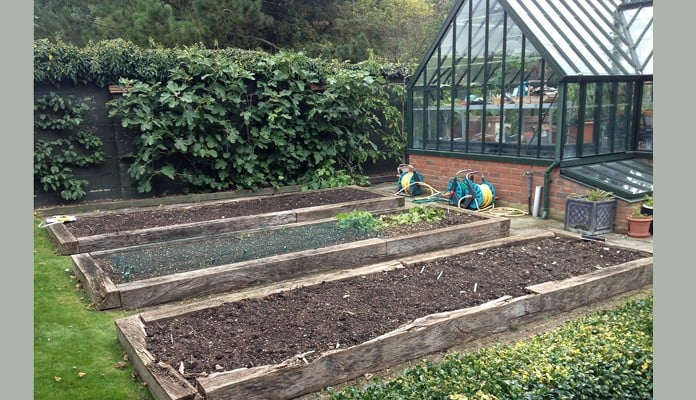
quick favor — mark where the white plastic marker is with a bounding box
[38,215,77,228]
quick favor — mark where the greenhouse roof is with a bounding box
[501,0,653,77]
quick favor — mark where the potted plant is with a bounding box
[628,194,653,237]
[564,188,617,235]
[627,202,653,238]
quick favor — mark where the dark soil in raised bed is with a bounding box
[64,187,385,237]
[95,210,481,284]
[143,236,645,383]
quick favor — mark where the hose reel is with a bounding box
[446,169,496,210]
[396,164,425,196]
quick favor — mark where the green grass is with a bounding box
[33,217,153,400]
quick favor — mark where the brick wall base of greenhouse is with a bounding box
[406,154,650,234]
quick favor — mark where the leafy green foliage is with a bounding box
[101,46,404,194]
[643,193,653,207]
[584,188,614,201]
[380,205,445,226]
[336,210,384,237]
[33,38,176,86]
[300,167,371,191]
[325,294,653,399]
[336,205,446,237]
[34,92,105,200]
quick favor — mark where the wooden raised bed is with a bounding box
[73,206,509,310]
[44,186,404,255]
[114,230,653,400]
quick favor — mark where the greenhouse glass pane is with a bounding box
[621,5,653,74]
[439,24,456,88]
[502,0,652,76]
[469,0,489,57]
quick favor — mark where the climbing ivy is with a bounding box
[106,49,405,194]
[34,39,410,197]
[34,92,105,200]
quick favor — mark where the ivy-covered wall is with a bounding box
[34,85,134,207]
[34,39,410,207]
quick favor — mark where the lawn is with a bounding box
[34,217,153,400]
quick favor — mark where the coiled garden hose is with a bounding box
[481,207,528,217]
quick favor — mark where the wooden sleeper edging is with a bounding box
[114,231,653,400]
[74,209,509,310]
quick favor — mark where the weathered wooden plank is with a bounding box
[71,253,121,310]
[398,230,556,266]
[385,217,510,256]
[34,184,304,217]
[115,316,200,400]
[527,257,653,297]
[116,239,388,310]
[294,196,404,222]
[45,223,79,255]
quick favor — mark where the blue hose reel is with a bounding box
[446,170,496,210]
[396,164,425,196]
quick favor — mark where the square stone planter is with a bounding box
[564,196,617,235]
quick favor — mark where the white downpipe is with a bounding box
[532,185,542,217]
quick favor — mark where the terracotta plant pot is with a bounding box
[627,215,653,238]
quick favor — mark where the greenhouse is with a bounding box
[406,0,653,205]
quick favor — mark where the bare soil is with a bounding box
[63,187,385,237]
[64,187,649,395]
[143,236,645,384]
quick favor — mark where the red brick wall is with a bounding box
[407,154,641,233]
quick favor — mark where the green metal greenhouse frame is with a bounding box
[406,0,653,200]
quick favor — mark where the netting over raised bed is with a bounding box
[94,209,479,284]
[96,221,368,283]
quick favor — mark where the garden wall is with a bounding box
[33,84,139,207]
[33,84,400,208]
[406,154,653,233]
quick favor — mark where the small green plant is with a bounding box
[572,188,614,201]
[336,206,446,236]
[631,205,650,218]
[380,205,445,226]
[336,210,384,236]
[300,168,371,191]
[642,193,653,208]
[121,265,136,282]
[585,188,613,201]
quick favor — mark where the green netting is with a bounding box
[98,220,377,282]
